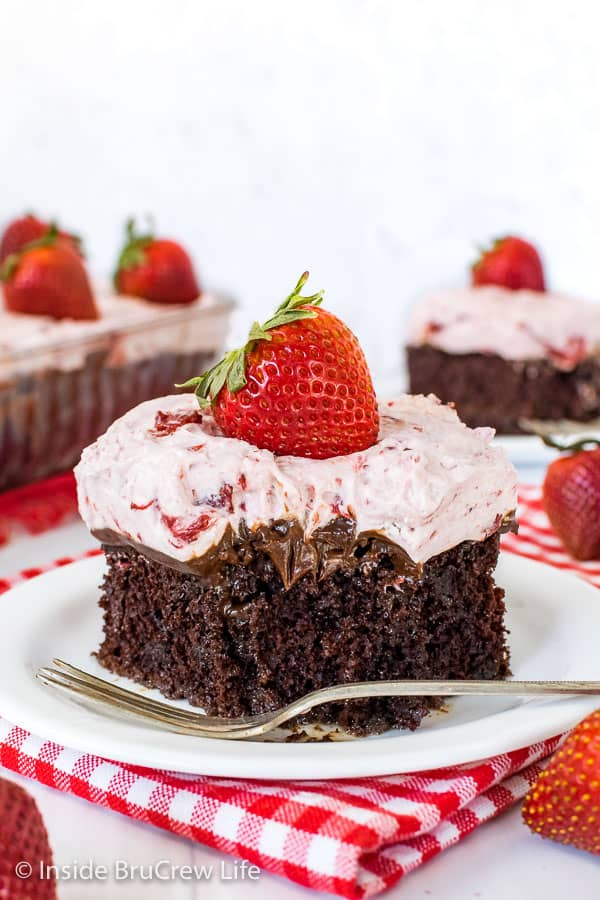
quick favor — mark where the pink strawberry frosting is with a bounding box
[0,289,230,378]
[408,286,600,370]
[75,392,517,566]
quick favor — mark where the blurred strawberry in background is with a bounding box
[0,213,82,263]
[542,437,600,560]
[0,225,98,321]
[472,235,546,292]
[114,218,201,304]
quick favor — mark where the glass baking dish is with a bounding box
[0,293,234,491]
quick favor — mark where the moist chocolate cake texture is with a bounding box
[407,344,600,434]
[97,521,511,736]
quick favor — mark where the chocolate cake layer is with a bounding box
[0,349,216,492]
[407,344,600,434]
[97,530,509,736]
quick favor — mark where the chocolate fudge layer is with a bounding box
[407,345,600,434]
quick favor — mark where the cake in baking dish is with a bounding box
[0,215,232,490]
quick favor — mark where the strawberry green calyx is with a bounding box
[541,434,600,454]
[178,271,324,408]
[471,236,507,273]
[44,218,85,257]
[113,217,154,286]
[56,223,85,257]
[0,224,60,282]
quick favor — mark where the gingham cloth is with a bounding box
[0,485,594,898]
[0,472,78,548]
[503,485,600,587]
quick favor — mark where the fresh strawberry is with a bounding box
[0,227,98,320]
[0,213,81,263]
[181,272,379,459]
[471,235,546,291]
[0,776,57,898]
[114,218,200,304]
[542,437,600,560]
[522,709,600,854]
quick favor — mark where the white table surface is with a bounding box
[1,461,599,899]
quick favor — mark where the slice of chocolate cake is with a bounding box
[407,286,600,434]
[75,391,517,737]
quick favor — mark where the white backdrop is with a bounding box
[1,0,599,379]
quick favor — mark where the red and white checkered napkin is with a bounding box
[503,485,600,587]
[0,725,561,898]
[0,472,78,549]
[0,485,595,897]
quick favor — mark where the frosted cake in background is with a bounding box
[0,213,233,490]
[407,236,600,434]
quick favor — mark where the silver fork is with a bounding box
[36,659,600,741]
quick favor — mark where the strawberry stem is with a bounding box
[177,271,324,407]
[48,219,85,257]
[541,434,600,453]
[471,236,508,274]
[113,216,155,286]
[0,224,59,282]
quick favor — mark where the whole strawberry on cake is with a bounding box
[76,273,518,736]
[407,236,600,434]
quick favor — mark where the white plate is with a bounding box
[494,432,600,466]
[0,554,598,780]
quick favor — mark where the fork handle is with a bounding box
[37,660,600,741]
[314,680,600,697]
